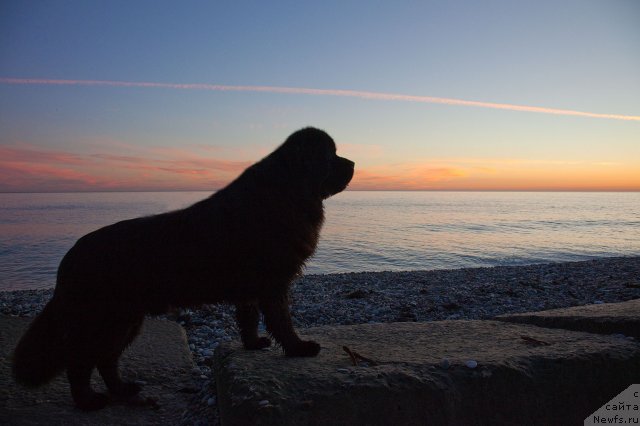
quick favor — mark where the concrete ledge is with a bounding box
[1,315,194,426]
[495,299,640,338]
[214,320,640,426]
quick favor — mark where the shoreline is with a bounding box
[2,256,639,424]
[2,256,639,317]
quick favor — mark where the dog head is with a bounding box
[277,127,354,199]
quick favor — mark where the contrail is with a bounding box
[1,77,638,121]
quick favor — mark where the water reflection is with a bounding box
[0,191,638,289]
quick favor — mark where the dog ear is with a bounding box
[302,143,331,184]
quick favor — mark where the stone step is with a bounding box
[0,315,194,425]
[495,299,640,338]
[214,320,640,426]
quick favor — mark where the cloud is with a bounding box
[350,163,469,190]
[0,143,252,192]
[0,145,88,165]
[2,78,639,122]
[91,152,251,173]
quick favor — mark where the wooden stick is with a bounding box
[343,346,359,366]
[520,335,550,346]
[343,345,378,366]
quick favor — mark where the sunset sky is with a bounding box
[1,0,638,192]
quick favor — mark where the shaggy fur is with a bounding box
[12,127,354,411]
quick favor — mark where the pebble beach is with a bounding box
[2,256,639,425]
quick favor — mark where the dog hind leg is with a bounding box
[96,317,144,399]
[67,359,109,411]
[65,319,112,411]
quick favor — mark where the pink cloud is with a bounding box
[0,144,252,192]
[91,152,252,173]
[0,145,89,165]
[0,161,100,192]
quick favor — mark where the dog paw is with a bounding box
[255,336,272,349]
[285,340,321,357]
[75,391,110,411]
[244,336,272,350]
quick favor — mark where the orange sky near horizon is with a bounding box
[1,143,638,193]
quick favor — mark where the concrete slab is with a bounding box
[214,320,640,426]
[496,299,640,338]
[0,315,194,425]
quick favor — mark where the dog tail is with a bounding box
[12,298,66,387]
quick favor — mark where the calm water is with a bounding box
[1,191,639,291]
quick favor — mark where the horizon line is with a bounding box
[1,77,639,122]
[2,189,639,195]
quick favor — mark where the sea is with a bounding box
[1,191,639,291]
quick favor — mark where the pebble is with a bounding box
[439,358,450,370]
[337,368,350,374]
[258,400,270,407]
[465,360,478,369]
[207,397,216,406]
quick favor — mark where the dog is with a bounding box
[12,127,355,410]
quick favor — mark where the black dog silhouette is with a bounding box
[12,127,355,410]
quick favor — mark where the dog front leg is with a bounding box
[259,295,320,357]
[235,302,271,350]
